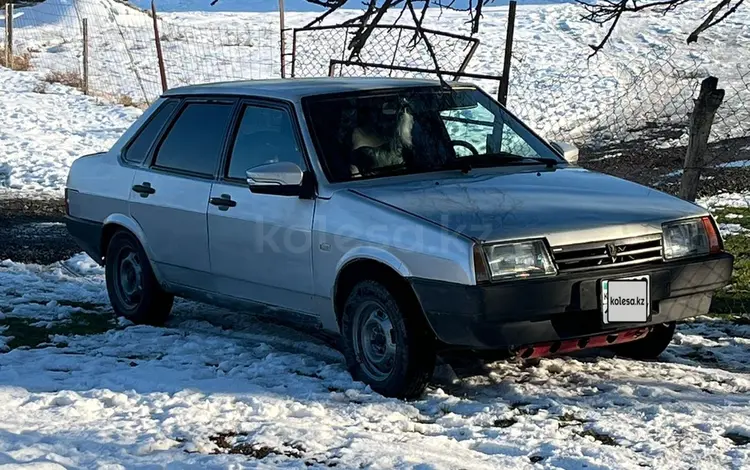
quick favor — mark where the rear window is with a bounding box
[123,99,178,164]
[153,102,234,176]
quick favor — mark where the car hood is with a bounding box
[351,167,708,247]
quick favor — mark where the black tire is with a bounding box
[340,280,435,399]
[105,230,173,326]
[610,322,676,359]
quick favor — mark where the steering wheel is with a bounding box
[451,140,479,156]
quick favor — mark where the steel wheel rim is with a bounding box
[115,248,143,310]
[352,300,397,381]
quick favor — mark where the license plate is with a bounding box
[601,275,650,324]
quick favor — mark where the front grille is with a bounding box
[552,234,663,273]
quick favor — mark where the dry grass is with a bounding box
[0,49,31,71]
[43,70,84,89]
[116,94,135,107]
[32,82,48,94]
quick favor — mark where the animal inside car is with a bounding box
[65,78,734,398]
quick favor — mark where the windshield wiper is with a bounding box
[484,152,560,168]
[440,152,560,173]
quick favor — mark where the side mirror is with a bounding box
[246,162,305,196]
[549,141,579,164]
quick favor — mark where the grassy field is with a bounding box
[711,206,750,318]
[0,310,115,351]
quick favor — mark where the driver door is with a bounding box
[207,101,316,315]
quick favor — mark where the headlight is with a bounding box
[662,217,721,260]
[481,239,557,280]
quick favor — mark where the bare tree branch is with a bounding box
[299,0,498,73]
[576,0,745,55]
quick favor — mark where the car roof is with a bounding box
[163,77,472,100]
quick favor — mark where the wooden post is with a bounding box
[82,18,89,95]
[4,3,13,70]
[279,0,286,78]
[151,0,168,92]
[680,76,725,202]
[498,0,516,106]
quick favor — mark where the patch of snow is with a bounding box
[725,214,744,219]
[60,253,104,277]
[1,254,750,468]
[698,192,750,211]
[718,223,749,237]
[716,160,750,169]
[0,257,109,323]
[586,152,622,162]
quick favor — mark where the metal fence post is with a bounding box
[82,18,89,95]
[151,0,168,92]
[279,0,286,78]
[498,0,516,106]
[4,3,13,70]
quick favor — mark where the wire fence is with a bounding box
[284,24,479,80]
[2,0,280,104]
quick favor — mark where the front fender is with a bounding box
[333,246,411,296]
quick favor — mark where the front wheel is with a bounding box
[105,231,174,326]
[341,280,435,398]
[609,322,676,359]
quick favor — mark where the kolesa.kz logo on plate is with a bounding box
[609,296,646,306]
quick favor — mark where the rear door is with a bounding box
[129,98,236,290]
[207,100,316,314]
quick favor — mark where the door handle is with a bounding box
[132,182,155,197]
[209,194,237,211]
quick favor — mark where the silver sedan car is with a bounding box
[65,78,733,398]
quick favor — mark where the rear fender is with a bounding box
[102,213,166,287]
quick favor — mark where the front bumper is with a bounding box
[410,252,734,350]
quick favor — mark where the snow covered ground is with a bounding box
[1,253,750,469]
[0,67,140,196]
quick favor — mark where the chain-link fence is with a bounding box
[2,0,280,104]
[284,23,480,80]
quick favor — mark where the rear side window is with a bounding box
[154,102,234,176]
[123,100,178,164]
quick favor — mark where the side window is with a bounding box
[123,100,178,164]
[226,105,304,180]
[154,102,234,176]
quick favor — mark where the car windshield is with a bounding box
[303,86,563,183]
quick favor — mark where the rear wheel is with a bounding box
[341,280,435,399]
[105,231,173,326]
[610,322,676,359]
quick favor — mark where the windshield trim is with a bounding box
[301,85,566,185]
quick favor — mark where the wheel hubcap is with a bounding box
[353,301,397,381]
[117,250,143,308]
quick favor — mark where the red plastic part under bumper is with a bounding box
[515,327,652,359]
